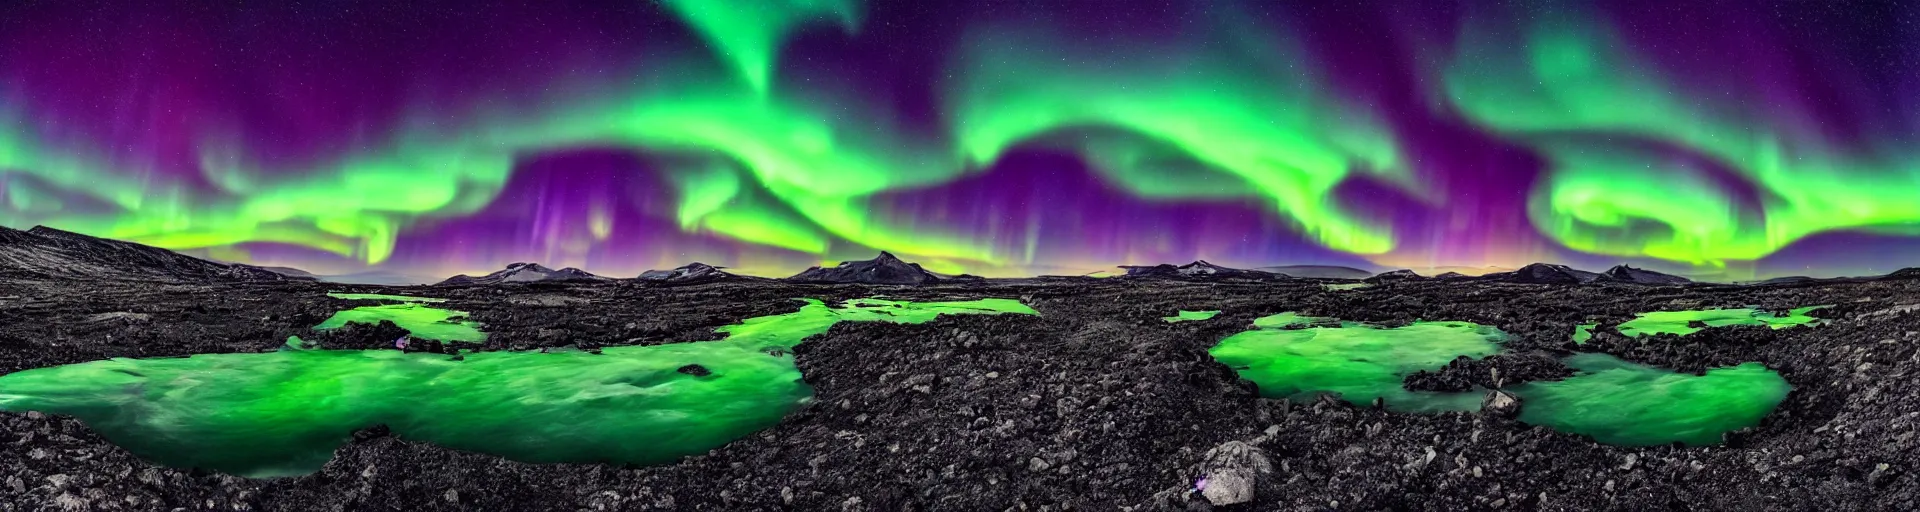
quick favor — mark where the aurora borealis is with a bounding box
[3,1,1918,280]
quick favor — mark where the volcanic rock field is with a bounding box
[0,229,1916,510]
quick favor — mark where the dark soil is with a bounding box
[1,276,1915,510]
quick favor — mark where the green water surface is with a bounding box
[1508,353,1790,446]
[313,303,487,343]
[1211,312,1792,445]
[1615,306,1828,337]
[1572,323,1597,344]
[1210,313,1507,413]
[0,298,1037,477]
[1162,310,1222,323]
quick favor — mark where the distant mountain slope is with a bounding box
[636,263,753,285]
[435,262,605,286]
[0,225,307,282]
[787,252,966,285]
[1477,263,1602,284]
[1364,269,1423,283]
[1255,265,1373,279]
[1597,265,1691,285]
[1120,261,1282,281]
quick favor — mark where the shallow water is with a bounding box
[1162,310,1221,323]
[313,302,487,343]
[1572,323,1597,344]
[0,297,1037,477]
[1509,353,1790,446]
[1214,313,1790,445]
[1615,306,1827,337]
[1210,313,1506,413]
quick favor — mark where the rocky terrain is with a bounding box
[0,243,1916,510]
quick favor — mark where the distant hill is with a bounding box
[1256,265,1372,279]
[436,262,606,286]
[636,262,754,285]
[256,266,316,278]
[1476,263,1602,284]
[0,225,307,282]
[1120,261,1283,281]
[787,252,969,285]
[1364,269,1423,283]
[1881,268,1920,280]
[1597,265,1691,285]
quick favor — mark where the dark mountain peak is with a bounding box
[1119,260,1282,280]
[1434,272,1470,280]
[637,262,748,285]
[788,252,944,285]
[1599,265,1691,285]
[1364,269,1423,283]
[0,225,305,282]
[434,262,605,286]
[1479,263,1601,285]
[26,225,71,236]
[0,225,40,245]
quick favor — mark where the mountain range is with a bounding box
[0,224,1895,286]
[435,263,606,286]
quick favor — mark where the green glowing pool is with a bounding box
[1209,313,1506,413]
[314,302,487,343]
[1615,306,1828,337]
[1212,313,1791,446]
[0,297,1037,477]
[1572,323,1597,344]
[1162,310,1221,323]
[1508,353,1790,446]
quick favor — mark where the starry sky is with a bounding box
[2,0,1917,280]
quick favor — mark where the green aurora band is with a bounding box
[3,1,1918,276]
[1446,9,1920,267]
[0,1,1417,275]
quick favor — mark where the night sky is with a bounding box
[2,0,1917,280]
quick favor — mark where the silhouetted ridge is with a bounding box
[637,262,750,285]
[1364,269,1423,283]
[1477,263,1601,284]
[435,262,605,286]
[1255,265,1372,279]
[0,225,307,282]
[1434,272,1470,280]
[1598,265,1691,285]
[1881,268,1920,280]
[1119,260,1281,281]
[787,252,955,285]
